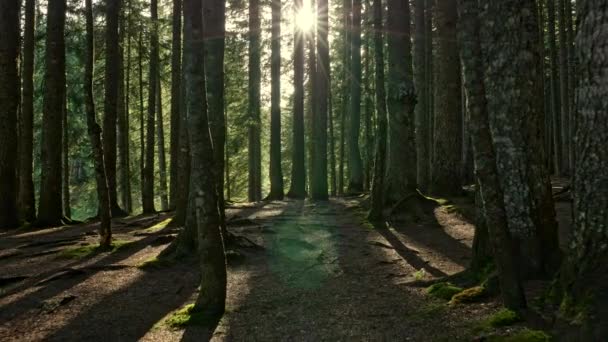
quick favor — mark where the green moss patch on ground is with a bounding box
[427,282,464,301]
[164,304,218,329]
[486,329,552,342]
[450,286,487,305]
[58,240,133,259]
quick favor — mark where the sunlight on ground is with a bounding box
[143,218,172,233]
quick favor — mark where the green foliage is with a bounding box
[487,309,522,327]
[426,282,464,301]
[449,286,487,305]
[486,329,552,342]
[58,240,133,259]
[137,256,173,269]
[143,218,172,233]
[164,304,217,329]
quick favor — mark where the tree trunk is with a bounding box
[481,0,560,278]
[328,79,337,197]
[368,0,388,221]
[122,1,133,213]
[268,0,284,200]
[104,0,126,217]
[248,0,262,202]
[138,30,146,210]
[457,0,526,310]
[431,0,462,196]
[362,21,374,193]
[560,2,608,337]
[169,0,182,209]
[557,0,570,174]
[312,0,329,200]
[414,0,429,193]
[157,77,169,211]
[85,0,112,247]
[386,0,417,203]
[19,0,36,223]
[338,0,351,196]
[36,0,66,227]
[347,0,364,194]
[0,0,20,228]
[288,0,307,199]
[184,0,226,318]
[62,86,71,219]
[143,0,159,213]
[306,21,316,196]
[547,0,563,175]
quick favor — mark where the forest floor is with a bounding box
[0,186,571,341]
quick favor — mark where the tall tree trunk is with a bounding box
[559,2,608,338]
[557,0,570,174]
[248,0,262,202]
[457,0,526,310]
[157,77,169,211]
[143,0,159,213]
[104,0,126,217]
[414,0,429,192]
[347,0,364,193]
[430,0,462,196]
[36,0,66,227]
[338,0,351,196]
[306,19,316,196]
[169,0,182,209]
[138,30,146,210]
[184,0,226,317]
[329,79,337,197]
[62,87,71,219]
[312,0,329,200]
[386,0,417,203]
[203,0,228,239]
[547,0,562,175]
[481,0,560,277]
[122,1,133,213]
[288,0,307,199]
[368,0,388,221]
[117,34,130,213]
[0,0,20,228]
[268,0,284,200]
[425,0,434,172]
[362,18,374,193]
[85,0,112,247]
[19,0,36,223]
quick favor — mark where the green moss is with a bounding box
[143,218,172,233]
[427,282,464,301]
[449,286,487,305]
[487,309,522,327]
[138,257,174,269]
[58,240,133,259]
[164,304,218,329]
[487,329,551,342]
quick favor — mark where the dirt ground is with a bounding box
[0,192,572,341]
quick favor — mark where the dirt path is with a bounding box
[1,198,502,341]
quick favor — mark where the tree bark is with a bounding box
[288,0,307,199]
[559,2,608,338]
[557,0,571,174]
[268,0,284,200]
[169,0,182,209]
[157,77,169,211]
[386,0,417,203]
[347,0,364,194]
[414,0,429,193]
[184,0,226,318]
[104,0,126,217]
[431,0,462,196]
[138,30,146,210]
[547,0,563,175]
[457,0,526,310]
[36,0,66,227]
[62,85,70,219]
[248,0,262,202]
[121,2,133,213]
[338,0,351,196]
[143,0,159,213]
[85,0,112,247]
[368,0,388,221]
[0,0,20,228]
[18,0,36,223]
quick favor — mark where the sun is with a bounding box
[295,0,316,32]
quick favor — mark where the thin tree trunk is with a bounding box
[328,79,337,197]
[368,0,388,221]
[268,0,284,200]
[117,33,131,213]
[0,0,20,228]
[248,0,262,202]
[85,0,112,247]
[338,0,351,196]
[184,0,226,317]
[138,30,146,211]
[143,0,159,213]
[557,0,570,174]
[36,0,66,227]
[157,77,169,211]
[18,0,36,223]
[457,0,526,310]
[547,0,562,175]
[414,0,429,192]
[169,0,182,209]
[123,0,133,213]
[288,0,307,199]
[362,20,374,193]
[306,22,316,196]
[62,87,70,219]
[348,0,364,193]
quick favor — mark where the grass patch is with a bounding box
[164,304,219,329]
[449,285,487,305]
[58,240,133,259]
[487,308,522,327]
[143,218,172,233]
[487,329,551,342]
[427,282,464,301]
[137,256,174,269]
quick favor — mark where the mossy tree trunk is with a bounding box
[559,2,608,338]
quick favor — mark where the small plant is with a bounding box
[426,282,464,300]
[413,268,427,280]
[487,308,522,327]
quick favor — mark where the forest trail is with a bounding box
[0,198,503,341]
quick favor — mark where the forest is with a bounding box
[0,0,606,340]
